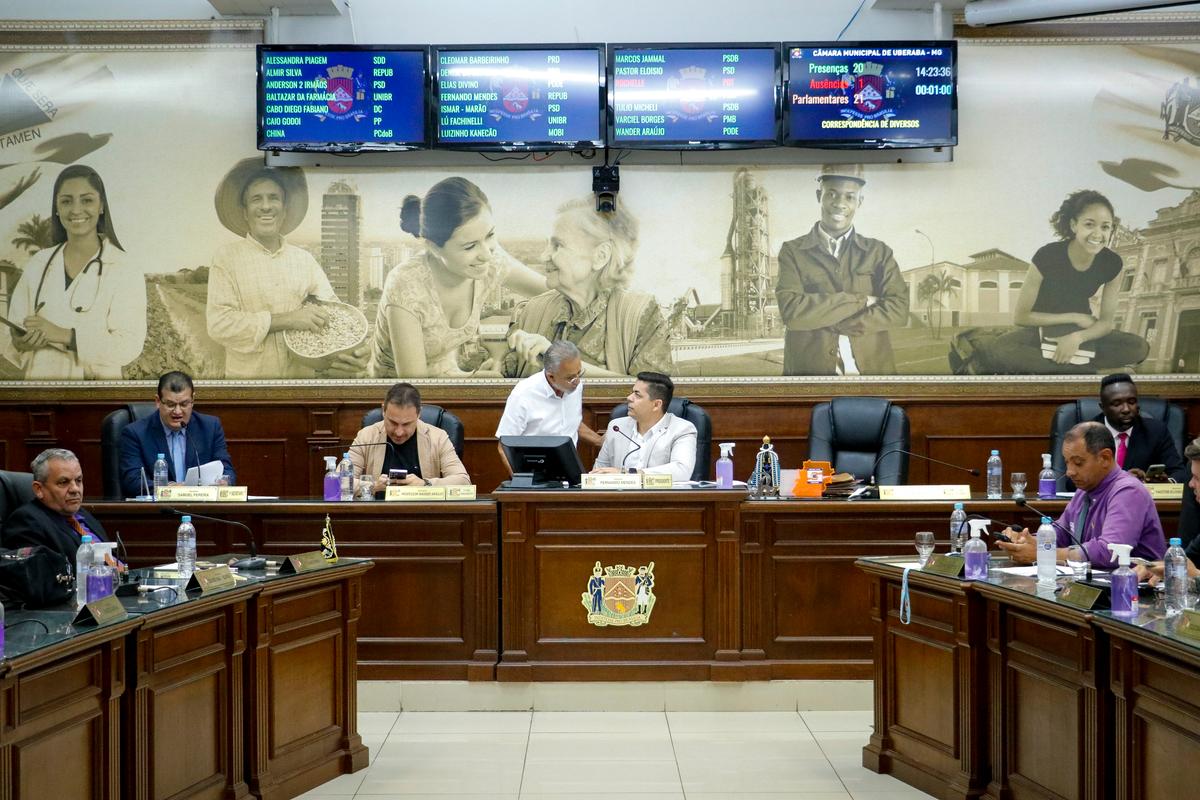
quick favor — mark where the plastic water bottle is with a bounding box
[338,452,354,502]
[153,452,169,498]
[1038,453,1057,500]
[322,456,340,501]
[950,502,967,554]
[75,533,95,607]
[176,515,197,581]
[963,525,989,580]
[986,450,1003,499]
[1165,537,1190,616]
[1036,516,1057,586]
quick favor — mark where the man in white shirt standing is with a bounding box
[593,372,697,483]
[495,340,601,473]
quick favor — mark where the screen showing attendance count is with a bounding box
[785,43,956,148]
[610,45,779,147]
[434,47,604,149]
[258,47,427,151]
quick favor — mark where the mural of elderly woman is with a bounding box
[371,177,547,377]
[6,164,146,379]
[505,197,672,378]
[984,189,1149,374]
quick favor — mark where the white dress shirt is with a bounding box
[495,371,583,444]
[594,412,698,483]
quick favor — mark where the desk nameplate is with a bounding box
[279,551,332,575]
[921,553,964,577]
[217,486,248,502]
[72,594,129,626]
[641,473,673,490]
[1147,484,1185,500]
[1177,609,1200,644]
[186,564,237,594]
[581,473,641,490]
[446,485,477,500]
[156,486,219,502]
[1058,581,1103,610]
[385,485,448,501]
[879,485,971,501]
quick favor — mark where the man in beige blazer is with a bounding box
[350,382,470,494]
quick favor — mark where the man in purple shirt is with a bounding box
[999,421,1166,568]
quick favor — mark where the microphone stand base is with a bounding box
[230,556,267,571]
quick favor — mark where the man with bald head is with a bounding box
[999,421,1166,568]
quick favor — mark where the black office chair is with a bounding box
[361,404,465,458]
[608,398,712,482]
[100,402,158,500]
[808,397,910,485]
[0,469,36,541]
[1049,396,1186,492]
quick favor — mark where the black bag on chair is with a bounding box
[0,546,74,610]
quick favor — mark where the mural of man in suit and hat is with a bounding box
[774,164,909,376]
[205,158,368,378]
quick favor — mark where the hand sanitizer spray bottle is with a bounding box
[963,519,991,580]
[716,443,735,488]
[1107,543,1138,615]
[323,456,340,501]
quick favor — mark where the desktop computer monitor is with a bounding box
[500,436,585,488]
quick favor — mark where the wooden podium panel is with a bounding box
[857,561,989,800]
[245,563,370,800]
[125,593,250,800]
[0,617,137,800]
[95,501,499,681]
[497,490,743,681]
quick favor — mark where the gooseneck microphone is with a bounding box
[160,506,266,570]
[851,448,980,499]
[1015,497,1083,547]
[613,425,642,470]
[181,421,203,482]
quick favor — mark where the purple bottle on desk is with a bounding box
[1107,543,1138,615]
[322,456,340,502]
[1037,453,1057,500]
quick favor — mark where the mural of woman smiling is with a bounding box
[5,164,146,380]
[371,177,547,377]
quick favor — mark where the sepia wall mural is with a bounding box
[1,37,1198,383]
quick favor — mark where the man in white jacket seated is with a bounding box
[592,371,697,483]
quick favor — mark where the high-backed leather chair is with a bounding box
[608,398,712,482]
[808,397,910,485]
[0,469,36,536]
[100,402,158,500]
[1049,396,1186,491]
[361,404,465,458]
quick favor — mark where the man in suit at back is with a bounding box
[119,370,236,497]
[1094,372,1186,482]
[2,448,108,566]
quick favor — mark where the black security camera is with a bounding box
[592,165,619,213]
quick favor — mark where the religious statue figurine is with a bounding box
[321,513,338,562]
[748,435,781,499]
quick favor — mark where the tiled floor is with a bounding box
[299,710,934,799]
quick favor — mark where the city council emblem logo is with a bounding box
[1161,76,1200,146]
[315,65,366,122]
[582,561,656,627]
[489,79,542,123]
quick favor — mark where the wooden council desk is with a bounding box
[857,556,1200,800]
[0,557,371,800]
[92,494,1180,682]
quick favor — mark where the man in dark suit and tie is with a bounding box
[1093,372,1186,482]
[2,448,108,566]
[118,370,236,497]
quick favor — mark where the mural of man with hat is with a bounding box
[774,164,909,376]
[206,158,368,378]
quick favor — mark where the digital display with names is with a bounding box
[258,47,427,150]
[785,43,956,147]
[434,47,604,148]
[609,46,779,146]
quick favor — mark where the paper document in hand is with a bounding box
[184,460,225,486]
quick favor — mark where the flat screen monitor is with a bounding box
[432,44,605,150]
[607,43,781,149]
[783,41,957,149]
[257,45,428,152]
[500,436,585,488]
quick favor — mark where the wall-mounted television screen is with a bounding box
[783,41,957,149]
[607,43,780,149]
[257,45,428,152]
[432,44,605,150]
